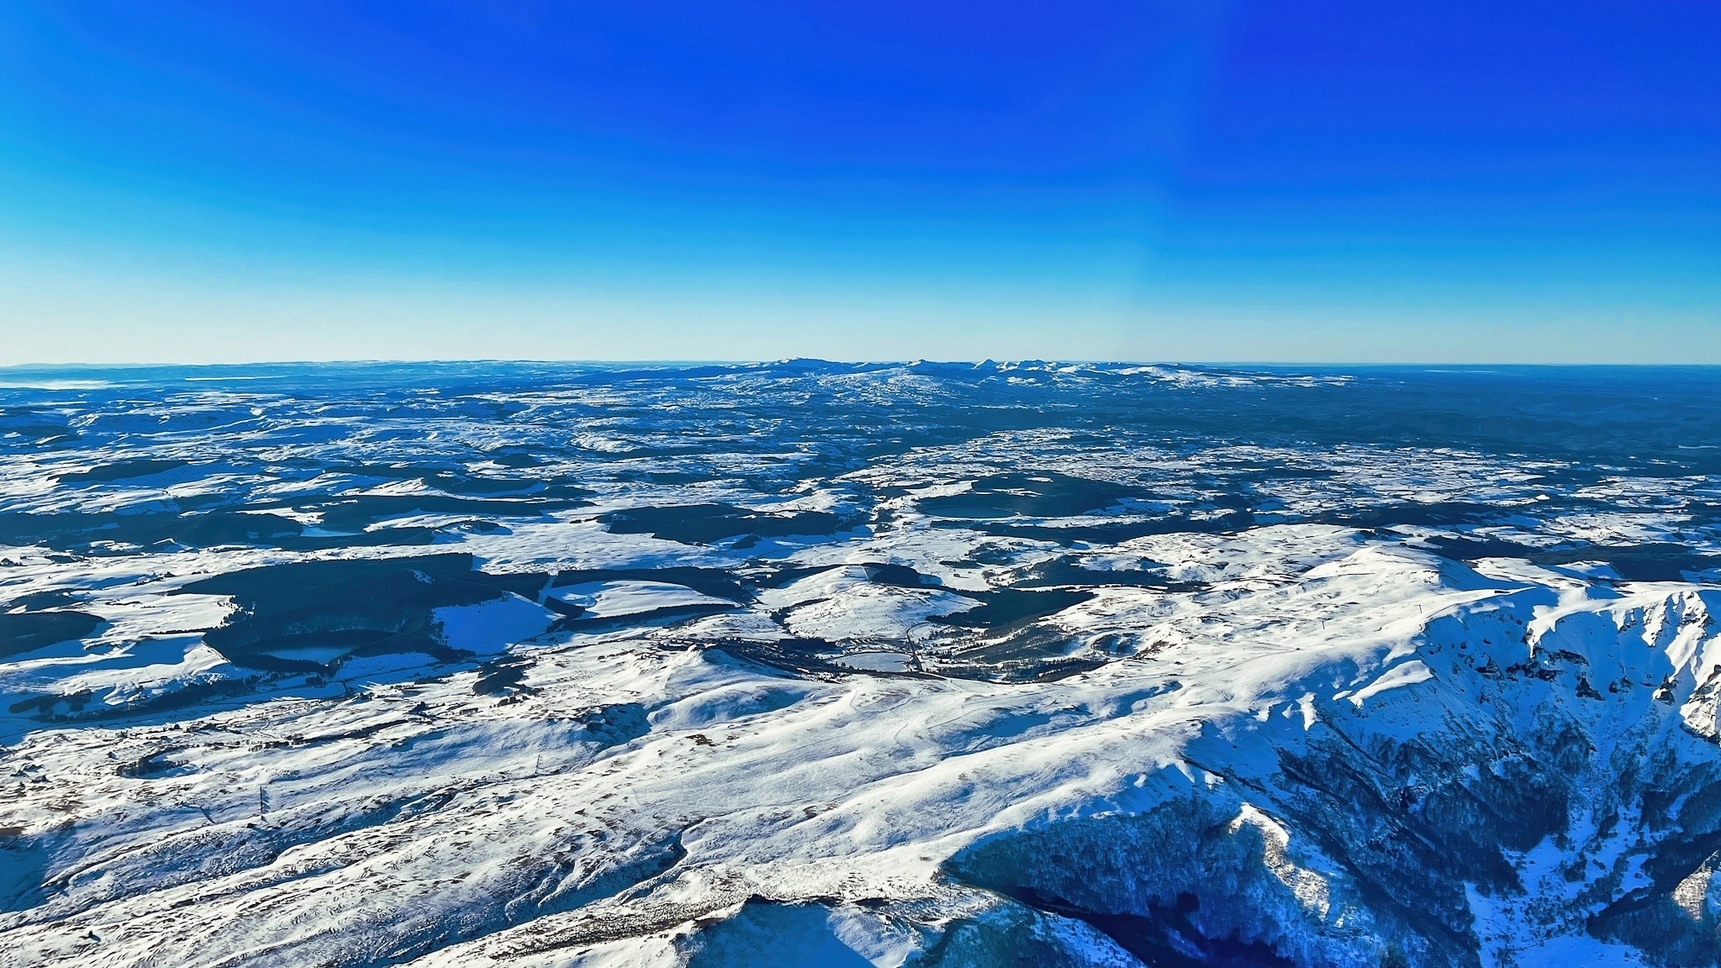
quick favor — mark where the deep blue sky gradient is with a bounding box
[2,1,1717,362]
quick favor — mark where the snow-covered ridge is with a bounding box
[3,363,1720,967]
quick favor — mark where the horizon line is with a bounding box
[5,358,1721,371]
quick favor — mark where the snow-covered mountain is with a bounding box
[3,361,1720,967]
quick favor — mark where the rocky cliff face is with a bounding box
[941,584,1721,968]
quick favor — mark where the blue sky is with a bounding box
[1,1,1717,363]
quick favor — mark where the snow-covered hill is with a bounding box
[3,362,1720,966]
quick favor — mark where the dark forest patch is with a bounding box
[0,610,103,659]
[754,561,936,591]
[1408,534,1721,582]
[917,472,1137,519]
[551,566,749,602]
[1013,557,1203,591]
[931,588,1095,630]
[598,503,863,546]
[177,554,546,672]
[55,458,190,484]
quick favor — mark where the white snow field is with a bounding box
[3,361,1721,967]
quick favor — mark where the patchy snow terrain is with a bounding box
[3,361,1721,967]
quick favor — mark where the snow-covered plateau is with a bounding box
[3,361,1721,967]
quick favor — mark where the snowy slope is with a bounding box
[3,362,1721,967]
